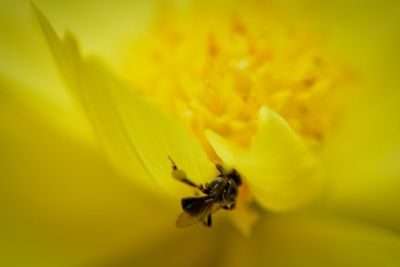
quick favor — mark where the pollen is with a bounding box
[122,5,350,157]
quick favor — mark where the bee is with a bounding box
[168,156,242,227]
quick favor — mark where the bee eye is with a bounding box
[228,186,238,201]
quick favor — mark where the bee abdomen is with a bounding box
[181,196,209,215]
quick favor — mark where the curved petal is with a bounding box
[0,1,55,86]
[33,5,218,194]
[0,0,76,129]
[206,106,321,212]
[0,0,154,78]
[0,79,176,266]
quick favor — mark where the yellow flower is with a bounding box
[1,0,400,266]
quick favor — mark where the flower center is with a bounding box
[121,7,349,159]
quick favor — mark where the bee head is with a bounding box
[222,180,239,205]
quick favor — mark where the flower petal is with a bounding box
[206,106,321,211]
[0,1,60,95]
[29,0,154,67]
[33,4,218,194]
[0,2,91,143]
[0,79,177,266]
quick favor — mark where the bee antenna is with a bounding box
[168,156,177,169]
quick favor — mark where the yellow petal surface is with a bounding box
[84,212,400,267]
[224,213,400,267]
[0,78,177,266]
[206,106,320,212]
[33,4,218,195]
[33,0,154,69]
[0,1,92,143]
[0,1,60,93]
[0,0,153,83]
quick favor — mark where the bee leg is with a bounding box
[202,182,211,195]
[215,163,223,174]
[201,215,212,227]
[168,156,206,192]
[207,215,212,227]
[223,203,236,210]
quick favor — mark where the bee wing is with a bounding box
[176,211,205,228]
[176,197,222,227]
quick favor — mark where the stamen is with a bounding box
[123,9,350,153]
